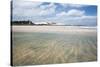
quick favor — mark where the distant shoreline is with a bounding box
[11,25,97,29]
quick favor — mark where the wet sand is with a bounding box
[12,26,96,33]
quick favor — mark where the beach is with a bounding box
[12,26,97,66]
[12,26,96,34]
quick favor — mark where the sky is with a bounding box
[12,0,97,26]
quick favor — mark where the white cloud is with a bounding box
[68,4,85,8]
[81,15,97,19]
[66,9,85,17]
[13,1,57,18]
[13,0,42,9]
[60,3,85,8]
[39,8,55,16]
[56,12,67,16]
[40,3,55,9]
[39,3,56,16]
[56,9,85,17]
[13,1,43,17]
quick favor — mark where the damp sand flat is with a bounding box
[12,26,96,34]
[12,26,97,66]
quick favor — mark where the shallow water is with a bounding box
[12,29,97,66]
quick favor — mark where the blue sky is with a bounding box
[12,0,97,26]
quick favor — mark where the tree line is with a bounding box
[11,20,35,25]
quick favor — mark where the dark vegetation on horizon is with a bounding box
[11,20,93,26]
[12,20,34,25]
[12,20,53,26]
